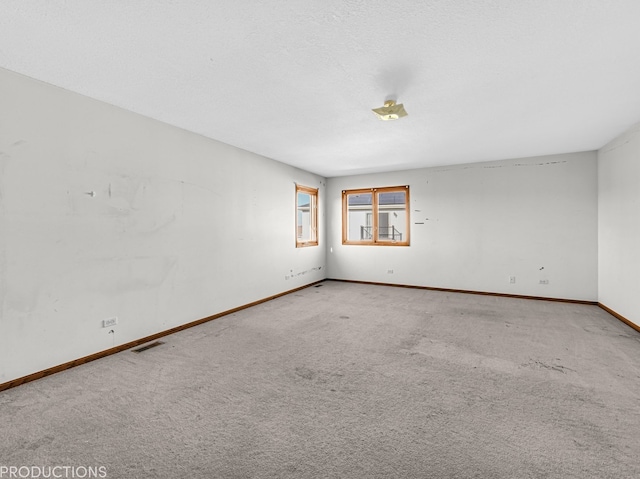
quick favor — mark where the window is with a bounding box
[342,185,410,246]
[296,185,318,247]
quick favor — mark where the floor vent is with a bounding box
[132,341,165,353]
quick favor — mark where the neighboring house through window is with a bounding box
[296,185,318,247]
[342,185,410,246]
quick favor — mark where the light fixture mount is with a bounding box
[372,99,408,121]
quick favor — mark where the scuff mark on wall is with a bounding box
[64,174,186,231]
[285,266,323,280]
[139,213,177,234]
[107,175,149,213]
[78,256,179,293]
[512,161,567,167]
[178,179,224,197]
[599,122,640,153]
[433,160,568,173]
[600,137,633,153]
[3,286,41,314]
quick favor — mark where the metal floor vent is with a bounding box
[132,341,165,353]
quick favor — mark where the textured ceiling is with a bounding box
[2,1,640,177]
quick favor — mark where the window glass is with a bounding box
[346,192,373,242]
[377,190,406,242]
[296,185,318,247]
[342,186,409,246]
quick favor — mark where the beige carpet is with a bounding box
[1,280,639,478]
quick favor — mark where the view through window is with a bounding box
[342,185,410,246]
[296,185,318,247]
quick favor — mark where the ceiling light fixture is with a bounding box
[372,99,408,121]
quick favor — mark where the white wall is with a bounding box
[327,152,598,301]
[0,68,326,384]
[598,122,640,326]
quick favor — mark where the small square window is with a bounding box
[296,185,318,247]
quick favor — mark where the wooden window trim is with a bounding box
[342,185,410,246]
[296,184,318,248]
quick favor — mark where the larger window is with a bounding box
[342,185,410,246]
[296,185,318,247]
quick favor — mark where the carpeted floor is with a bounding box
[1,280,639,478]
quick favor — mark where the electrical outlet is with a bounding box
[509,276,516,284]
[387,269,394,274]
[102,317,118,328]
[539,279,549,285]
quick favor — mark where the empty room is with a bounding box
[1,1,639,478]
